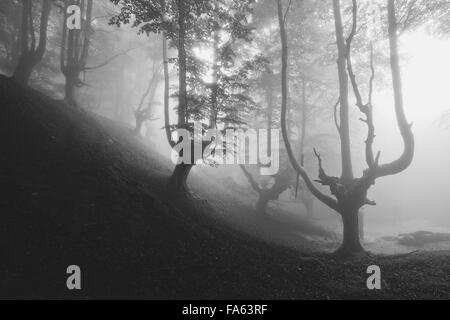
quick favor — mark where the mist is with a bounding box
[2,0,450,300]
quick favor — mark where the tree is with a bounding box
[60,0,93,106]
[278,0,414,256]
[133,59,162,136]
[12,0,52,84]
[111,0,201,192]
[111,0,256,193]
[240,0,335,217]
[0,1,22,73]
[169,0,256,192]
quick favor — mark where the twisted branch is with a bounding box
[278,0,339,212]
[240,165,261,194]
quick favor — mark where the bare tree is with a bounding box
[60,0,93,107]
[278,0,414,255]
[133,60,161,136]
[13,0,52,84]
[241,165,293,214]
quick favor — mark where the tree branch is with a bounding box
[240,165,261,193]
[28,1,36,51]
[278,0,339,212]
[333,97,341,133]
[371,0,414,179]
[333,0,354,183]
[60,5,68,74]
[346,0,364,110]
[312,148,343,200]
[34,0,52,62]
[345,0,379,170]
[84,47,136,71]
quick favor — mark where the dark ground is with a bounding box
[1,75,449,300]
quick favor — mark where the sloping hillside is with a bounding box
[1,75,449,299]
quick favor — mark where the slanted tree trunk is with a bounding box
[13,0,52,85]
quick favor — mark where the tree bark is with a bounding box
[168,0,193,193]
[256,194,270,214]
[13,0,51,84]
[133,114,144,136]
[338,209,363,255]
[359,210,365,241]
[333,0,354,184]
[303,195,314,219]
[169,164,193,193]
[277,0,339,212]
[162,33,174,147]
[276,0,413,257]
[13,55,34,84]
[61,0,93,107]
[65,70,77,107]
[209,29,219,128]
[370,0,415,179]
[177,0,187,128]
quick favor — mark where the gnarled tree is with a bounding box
[13,0,52,85]
[278,0,414,255]
[60,0,93,106]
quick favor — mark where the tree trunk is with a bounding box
[13,0,52,85]
[176,0,187,128]
[8,3,21,70]
[169,164,193,193]
[333,0,354,184]
[145,122,153,139]
[65,71,77,107]
[209,29,219,128]
[12,54,34,84]
[338,209,363,255]
[60,0,92,108]
[359,210,365,241]
[162,33,173,147]
[167,1,193,194]
[133,115,144,136]
[304,196,314,219]
[13,0,30,83]
[256,193,270,214]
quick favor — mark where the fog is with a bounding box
[78,2,450,248]
[1,0,450,254]
[366,30,450,237]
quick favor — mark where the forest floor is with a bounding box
[1,75,450,299]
